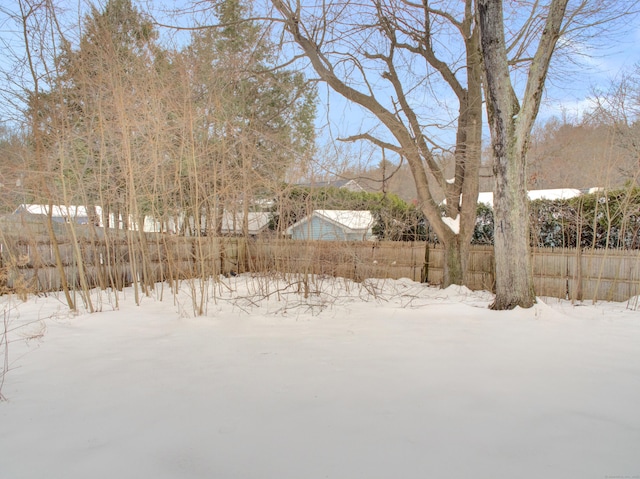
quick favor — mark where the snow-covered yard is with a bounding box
[1,276,639,478]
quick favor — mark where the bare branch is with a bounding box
[339,133,402,154]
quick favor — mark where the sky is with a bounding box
[540,24,640,121]
[1,0,639,160]
[1,275,640,478]
[282,2,640,173]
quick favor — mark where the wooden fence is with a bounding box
[0,231,241,294]
[247,240,427,282]
[1,232,640,302]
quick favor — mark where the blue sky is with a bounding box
[540,24,640,121]
[1,0,638,149]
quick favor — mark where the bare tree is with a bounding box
[14,0,79,310]
[270,0,483,287]
[585,66,640,183]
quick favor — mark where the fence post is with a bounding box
[572,247,583,302]
[421,242,430,283]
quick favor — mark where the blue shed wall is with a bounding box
[291,216,347,241]
[290,216,371,241]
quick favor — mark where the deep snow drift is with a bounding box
[1,276,639,479]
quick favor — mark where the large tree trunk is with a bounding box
[478,0,568,309]
[480,0,535,309]
[443,235,464,287]
[491,141,535,309]
[458,25,483,286]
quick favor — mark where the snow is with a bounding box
[314,209,375,230]
[478,191,494,206]
[442,214,460,234]
[2,276,640,478]
[477,189,583,207]
[527,188,582,201]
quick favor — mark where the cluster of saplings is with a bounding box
[272,186,640,249]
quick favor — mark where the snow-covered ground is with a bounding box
[1,275,639,479]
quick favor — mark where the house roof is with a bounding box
[16,204,102,218]
[286,210,374,234]
[221,212,271,235]
[296,179,365,191]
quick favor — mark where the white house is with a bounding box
[14,204,167,233]
[14,204,103,225]
[285,210,375,241]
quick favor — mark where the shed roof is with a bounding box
[315,210,374,230]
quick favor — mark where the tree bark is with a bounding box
[478,0,569,309]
